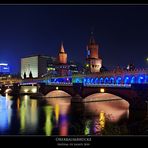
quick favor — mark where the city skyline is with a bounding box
[0,5,148,74]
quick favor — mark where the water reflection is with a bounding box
[44,97,70,136]
[20,98,26,133]
[59,114,69,136]
[44,106,53,136]
[20,95,38,134]
[99,111,105,130]
[84,97,129,122]
[0,96,8,133]
[55,104,59,125]
[0,92,147,135]
[84,120,91,135]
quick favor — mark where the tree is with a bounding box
[29,71,33,78]
[23,72,26,79]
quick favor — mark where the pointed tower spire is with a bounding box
[60,42,65,53]
[58,42,67,64]
[89,31,96,45]
[86,30,102,73]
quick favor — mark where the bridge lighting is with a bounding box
[100,88,105,93]
[31,88,37,93]
[24,89,29,93]
[56,86,59,90]
[86,64,89,67]
[0,63,8,66]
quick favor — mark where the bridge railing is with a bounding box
[84,83,132,88]
[72,68,148,78]
[47,82,73,86]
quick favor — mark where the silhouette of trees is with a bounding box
[23,72,26,79]
[29,71,33,78]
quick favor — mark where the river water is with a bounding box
[0,92,148,136]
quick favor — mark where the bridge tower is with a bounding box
[58,42,67,64]
[86,32,102,73]
[57,42,69,76]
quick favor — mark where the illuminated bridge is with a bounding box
[18,69,148,110]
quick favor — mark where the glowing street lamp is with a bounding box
[86,64,89,68]
[146,57,148,62]
[100,88,105,93]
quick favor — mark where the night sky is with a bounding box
[0,5,148,74]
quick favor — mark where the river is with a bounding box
[0,92,148,136]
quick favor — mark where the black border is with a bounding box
[0,1,148,147]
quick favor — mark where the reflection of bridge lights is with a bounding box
[20,100,26,133]
[100,88,105,93]
[84,120,91,135]
[44,106,53,136]
[59,114,68,136]
[99,111,105,130]
[55,104,59,124]
[56,87,59,90]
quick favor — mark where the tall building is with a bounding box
[57,43,69,76]
[86,32,102,73]
[21,55,56,79]
[46,57,57,76]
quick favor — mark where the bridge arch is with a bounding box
[95,77,99,84]
[45,90,72,98]
[109,77,115,84]
[104,77,109,84]
[137,75,145,83]
[83,92,129,108]
[90,78,94,84]
[116,76,122,84]
[99,77,104,84]
[124,76,130,84]
[131,76,136,84]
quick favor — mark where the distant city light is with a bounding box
[0,63,8,66]
[56,87,59,90]
[0,63,10,73]
[146,58,148,62]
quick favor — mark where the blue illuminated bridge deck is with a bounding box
[21,69,148,87]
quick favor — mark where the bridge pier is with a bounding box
[129,97,147,110]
